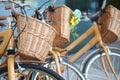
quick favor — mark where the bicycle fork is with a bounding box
[99,43,119,80]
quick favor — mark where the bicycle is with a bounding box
[0,0,64,80]
[0,0,84,80]
[48,0,120,80]
[0,0,119,79]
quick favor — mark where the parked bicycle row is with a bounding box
[0,0,120,80]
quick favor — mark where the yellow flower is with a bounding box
[70,16,79,29]
[70,9,81,30]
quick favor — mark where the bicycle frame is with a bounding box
[0,28,14,58]
[0,17,16,80]
[54,23,101,62]
[53,23,118,80]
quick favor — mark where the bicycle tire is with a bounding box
[0,63,64,80]
[82,47,120,80]
[47,58,85,80]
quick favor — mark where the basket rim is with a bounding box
[17,13,57,33]
[54,5,73,12]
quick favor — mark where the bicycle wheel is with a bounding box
[82,47,120,80]
[46,58,85,80]
[0,63,64,80]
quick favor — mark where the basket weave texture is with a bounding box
[45,5,73,47]
[17,14,56,61]
[98,5,120,44]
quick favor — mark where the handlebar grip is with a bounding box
[0,22,4,26]
[0,16,7,20]
[5,4,19,10]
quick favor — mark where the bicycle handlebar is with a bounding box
[5,4,19,10]
[78,0,111,22]
[19,4,36,12]
[1,0,37,14]
[3,0,55,13]
[91,0,111,21]
[2,0,111,23]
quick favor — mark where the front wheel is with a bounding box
[82,47,120,80]
[46,58,85,80]
[0,63,64,80]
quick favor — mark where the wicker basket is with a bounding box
[45,5,73,47]
[17,14,56,61]
[98,5,120,44]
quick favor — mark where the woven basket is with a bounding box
[45,5,73,47]
[98,5,120,44]
[17,14,56,61]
